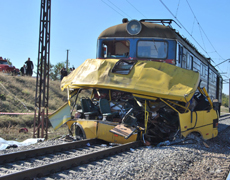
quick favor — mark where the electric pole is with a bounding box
[33,0,51,139]
[66,49,69,73]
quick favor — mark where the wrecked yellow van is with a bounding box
[49,19,221,145]
[49,59,219,145]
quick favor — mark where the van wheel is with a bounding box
[75,124,86,140]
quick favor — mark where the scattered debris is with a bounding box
[109,143,120,146]
[0,137,45,150]
[64,135,75,142]
[157,140,170,147]
[19,128,28,133]
[203,141,210,148]
[6,144,18,149]
[130,148,135,152]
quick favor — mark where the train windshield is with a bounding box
[102,40,130,58]
[137,40,168,59]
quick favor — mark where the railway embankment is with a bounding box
[0,115,229,179]
[0,73,67,141]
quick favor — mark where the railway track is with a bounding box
[0,114,229,180]
[219,113,230,121]
[0,139,141,180]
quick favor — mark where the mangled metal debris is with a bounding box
[49,59,219,145]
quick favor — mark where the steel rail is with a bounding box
[0,138,101,164]
[0,141,141,180]
[219,113,230,119]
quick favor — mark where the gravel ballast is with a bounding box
[1,117,230,179]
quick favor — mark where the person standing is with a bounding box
[60,67,67,80]
[20,65,26,76]
[69,68,73,74]
[25,57,34,76]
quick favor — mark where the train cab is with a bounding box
[97,19,177,65]
[96,19,222,112]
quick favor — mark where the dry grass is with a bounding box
[0,73,91,141]
[0,73,66,113]
[220,106,229,115]
[0,124,69,141]
[0,73,68,141]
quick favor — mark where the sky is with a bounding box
[0,0,230,94]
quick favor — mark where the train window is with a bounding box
[190,56,193,70]
[186,54,190,69]
[211,72,216,83]
[202,64,204,76]
[137,41,167,59]
[176,44,179,63]
[181,53,186,68]
[210,72,214,82]
[185,54,193,70]
[102,40,130,58]
[179,45,183,64]
[200,64,203,76]
[201,64,206,77]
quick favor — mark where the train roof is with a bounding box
[98,21,177,39]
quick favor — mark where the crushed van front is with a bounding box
[50,58,218,145]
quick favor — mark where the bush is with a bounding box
[222,93,229,107]
[0,94,6,100]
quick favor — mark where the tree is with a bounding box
[33,61,54,78]
[222,93,229,107]
[50,62,65,81]
[6,58,12,65]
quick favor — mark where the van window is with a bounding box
[112,59,136,75]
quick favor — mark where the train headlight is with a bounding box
[126,20,142,35]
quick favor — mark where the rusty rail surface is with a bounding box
[0,140,141,180]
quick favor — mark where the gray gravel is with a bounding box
[44,126,230,180]
[1,117,230,179]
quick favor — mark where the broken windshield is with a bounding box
[102,40,130,58]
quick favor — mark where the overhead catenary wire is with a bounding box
[126,0,147,18]
[198,26,206,52]
[159,0,228,77]
[185,0,225,62]
[185,0,227,76]
[191,17,196,35]
[175,0,180,18]
[107,0,132,19]
[101,0,125,17]
[159,0,209,57]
